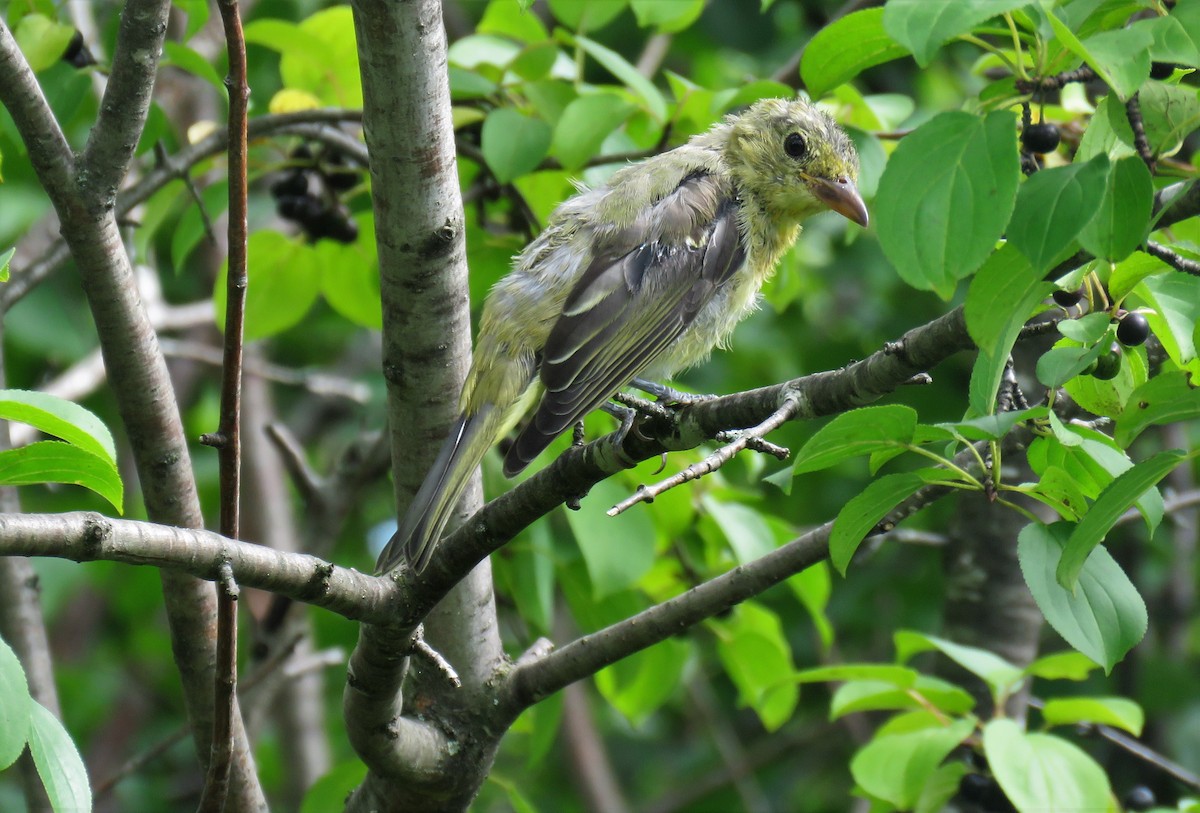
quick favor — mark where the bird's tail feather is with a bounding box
[375,406,497,574]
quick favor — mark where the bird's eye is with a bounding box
[784,132,807,159]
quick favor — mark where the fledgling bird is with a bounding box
[377,97,867,575]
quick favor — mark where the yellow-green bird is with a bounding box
[377,97,867,574]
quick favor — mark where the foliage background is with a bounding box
[0,0,1197,811]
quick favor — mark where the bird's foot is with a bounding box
[630,378,718,407]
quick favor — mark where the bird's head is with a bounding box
[722,98,868,228]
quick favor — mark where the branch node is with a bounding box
[216,560,240,600]
[410,626,461,688]
[199,431,227,448]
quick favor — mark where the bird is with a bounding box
[376,97,868,575]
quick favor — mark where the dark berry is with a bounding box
[1022,123,1061,154]
[325,167,360,192]
[1052,287,1084,307]
[307,211,359,244]
[270,171,309,199]
[1116,312,1150,347]
[958,773,993,803]
[1123,785,1156,811]
[1151,62,1177,80]
[277,194,326,223]
[1090,343,1122,380]
[61,30,96,69]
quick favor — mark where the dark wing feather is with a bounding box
[502,173,746,476]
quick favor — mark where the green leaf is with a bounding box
[481,108,553,183]
[829,471,929,575]
[915,762,970,813]
[1042,696,1143,735]
[1135,13,1200,67]
[573,35,668,121]
[629,0,704,33]
[0,389,117,464]
[447,34,522,71]
[595,637,688,726]
[1076,93,1138,162]
[1018,522,1147,671]
[27,701,91,813]
[1057,312,1111,344]
[1063,342,1146,418]
[788,560,834,649]
[284,7,362,108]
[550,93,635,171]
[13,14,77,73]
[1008,155,1110,273]
[983,718,1112,813]
[567,477,655,598]
[714,603,797,731]
[1109,251,1168,301]
[162,41,226,93]
[548,0,627,31]
[509,42,560,82]
[936,406,1048,441]
[1048,12,1151,100]
[1138,81,1200,157]
[793,663,917,686]
[1081,28,1152,101]
[704,497,774,564]
[0,636,32,770]
[792,405,919,475]
[882,0,1029,67]
[1115,371,1200,447]
[895,631,1025,701]
[244,10,361,108]
[172,0,211,42]
[1058,450,1185,589]
[478,0,549,43]
[0,247,15,282]
[800,9,909,98]
[831,675,974,718]
[0,441,123,512]
[875,111,1019,298]
[300,762,369,813]
[1035,339,1109,390]
[317,220,382,330]
[851,717,976,809]
[215,231,322,341]
[1077,156,1153,262]
[1135,273,1200,370]
[965,245,1053,414]
[1138,16,1200,66]
[1022,651,1100,681]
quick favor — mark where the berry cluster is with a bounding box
[269,145,361,244]
[1053,285,1153,381]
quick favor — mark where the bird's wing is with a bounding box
[502,171,745,476]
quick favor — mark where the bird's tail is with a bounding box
[375,405,498,574]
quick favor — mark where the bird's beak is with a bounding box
[808,176,869,228]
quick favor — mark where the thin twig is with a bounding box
[1125,93,1155,170]
[608,395,801,516]
[411,626,461,688]
[196,1,250,809]
[94,633,330,799]
[264,422,325,505]
[1143,241,1200,277]
[159,338,372,402]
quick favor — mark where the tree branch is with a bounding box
[79,0,171,203]
[1,109,364,311]
[405,307,975,626]
[0,512,401,624]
